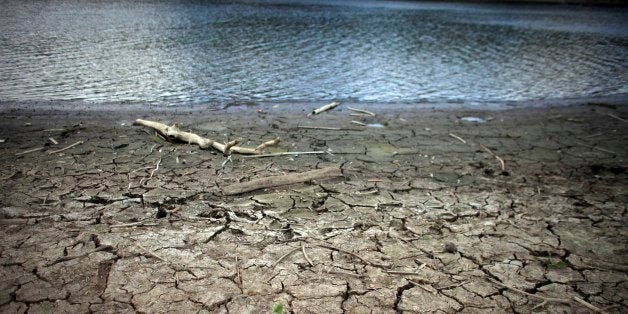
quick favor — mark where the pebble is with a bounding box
[445,242,457,253]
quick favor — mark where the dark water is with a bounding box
[0,0,627,106]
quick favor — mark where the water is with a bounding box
[0,0,627,107]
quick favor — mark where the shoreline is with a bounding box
[0,100,626,312]
[1,93,627,114]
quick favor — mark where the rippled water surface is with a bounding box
[1,0,627,106]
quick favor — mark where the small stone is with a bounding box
[444,242,457,253]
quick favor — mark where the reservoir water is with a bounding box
[0,0,627,107]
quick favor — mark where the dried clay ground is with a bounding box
[0,102,626,313]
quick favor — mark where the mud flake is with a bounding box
[291,296,344,314]
[178,277,240,309]
[15,279,69,302]
[398,286,463,312]
[484,263,536,290]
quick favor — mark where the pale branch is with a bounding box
[48,140,84,154]
[479,143,506,171]
[347,106,375,116]
[309,101,340,116]
[241,151,327,158]
[607,113,628,123]
[448,133,467,144]
[272,246,302,268]
[301,242,314,267]
[255,138,281,152]
[487,278,604,313]
[134,119,280,155]
[15,147,44,156]
[221,166,343,195]
[297,126,362,131]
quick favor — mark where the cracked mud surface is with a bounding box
[0,103,626,313]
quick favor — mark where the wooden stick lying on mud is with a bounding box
[134,119,280,155]
[347,107,375,116]
[15,147,44,156]
[221,166,343,195]
[48,140,84,154]
[479,143,505,171]
[607,113,628,123]
[487,278,604,312]
[241,151,327,158]
[297,126,362,131]
[449,133,467,144]
[309,101,340,116]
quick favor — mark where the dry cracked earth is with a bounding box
[0,103,626,313]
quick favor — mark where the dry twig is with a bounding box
[221,166,343,195]
[110,221,159,229]
[317,244,388,268]
[449,133,467,144]
[48,141,84,154]
[347,106,375,116]
[46,245,113,266]
[134,119,279,155]
[309,101,340,116]
[241,151,327,158]
[488,278,604,312]
[607,113,628,123]
[301,242,314,266]
[255,138,282,152]
[235,256,242,286]
[273,246,302,268]
[297,126,361,131]
[149,158,161,179]
[15,147,44,156]
[479,144,505,171]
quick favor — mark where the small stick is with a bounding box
[385,270,427,276]
[46,245,113,266]
[487,278,602,311]
[327,270,365,278]
[607,113,628,123]
[479,144,505,171]
[15,147,44,156]
[135,243,168,263]
[48,138,58,145]
[449,133,466,144]
[317,244,388,267]
[351,120,366,126]
[273,246,302,268]
[149,158,161,179]
[301,242,314,267]
[0,171,18,180]
[572,296,605,313]
[409,280,438,294]
[297,126,361,131]
[347,107,375,116]
[241,151,327,158]
[577,143,619,155]
[221,155,232,168]
[221,166,343,195]
[309,101,340,116]
[48,141,84,154]
[255,137,281,153]
[110,221,159,228]
[235,256,242,286]
[224,140,239,156]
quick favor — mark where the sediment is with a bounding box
[0,102,626,313]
